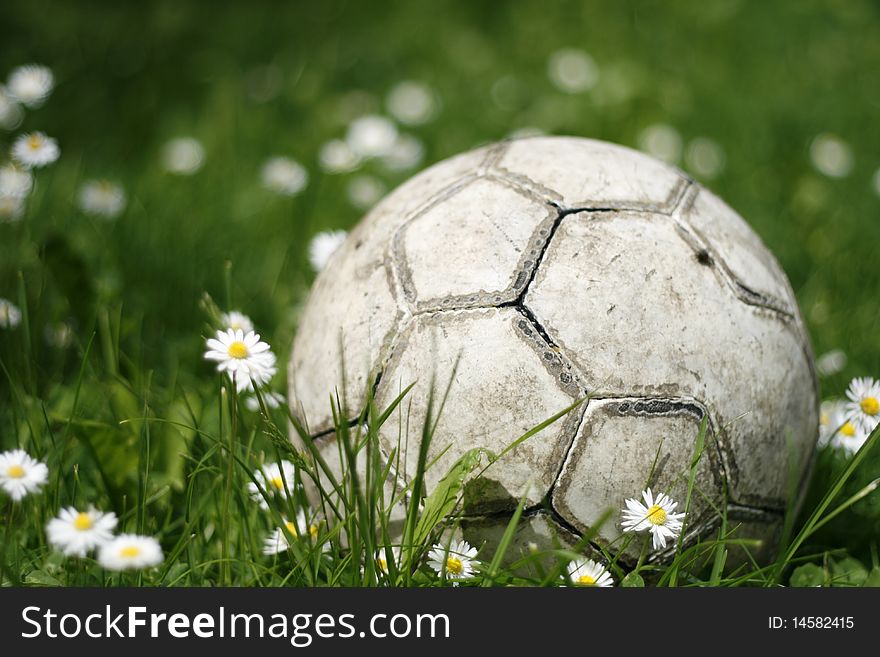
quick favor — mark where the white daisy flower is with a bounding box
[621,487,685,550]
[308,230,347,272]
[78,180,126,219]
[12,131,60,168]
[381,134,424,171]
[547,48,599,94]
[566,557,614,587]
[845,377,880,435]
[0,85,24,130]
[427,539,478,581]
[7,64,54,108]
[0,449,48,500]
[386,81,437,125]
[834,418,868,455]
[0,194,25,223]
[262,510,322,555]
[819,400,845,448]
[161,137,204,175]
[260,156,308,196]
[244,391,285,412]
[204,328,277,392]
[374,546,401,575]
[46,506,117,557]
[219,310,254,334]
[247,459,297,509]
[319,139,361,173]
[346,175,385,210]
[637,124,682,164]
[810,133,852,178]
[0,164,33,198]
[0,298,22,328]
[97,534,164,571]
[346,115,398,158]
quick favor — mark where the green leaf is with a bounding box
[790,563,825,587]
[24,570,64,587]
[831,557,868,586]
[412,448,483,548]
[621,571,645,587]
[862,567,880,587]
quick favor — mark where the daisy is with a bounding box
[262,510,322,555]
[0,449,48,500]
[844,377,880,435]
[381,134,424,171]
[204,328,277,392]
[346,115,398,159]
[308,230,347,272]
[0,298,22,328]
[161,137,204,175]
[621,487,685,550]
[97,534,163,571]
[834,418,868,455]
[12,132,60,168]
[261,156,308,196]
[374,546,401,575]
[247,459,297,509]
[7,64,54,108]
[78,180,126,218]
[386,81,437,126]
[219,310,254,334]
[0,194,25,223]
[0,164,33,198]
[346,175,385,210]
[319,139,361,174]
[566,557,614,587]
[0,85,24,130]
[427,539,479,582]
[818,400,845,448]
[46,507,117,557]
[244,391,285,412]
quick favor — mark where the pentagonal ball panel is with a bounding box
[375,307,579,514]
[393,178,555,311]
[495,136,687,211]
[526,211,817,509]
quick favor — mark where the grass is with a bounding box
[2,0,880,586]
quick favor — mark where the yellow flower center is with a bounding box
[861,397,879,416]
[376,557,388,572]
[446,556,463,575]
[6,464,25,478]
[270,476,285,490]
[28,135,41,150]
[227,341,249,359]
[120,546,141,558]
[73,513,93,530]
[841,422,857,437]
[284,521,299,537]
[819,412,830,426]
[577,575,596,586]
[646,504,667,526]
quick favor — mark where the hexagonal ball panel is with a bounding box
[552,398,721,557]
[375,307,580,514]
[525,211,817,509]
[393,178,556,311]
[679,188,795,313]
[289,146,490,436]
[495,136,687,211]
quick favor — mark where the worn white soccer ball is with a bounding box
[289,137,818,563]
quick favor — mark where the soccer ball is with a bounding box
[288,137,818,563]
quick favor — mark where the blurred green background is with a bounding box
[1,0,879,560]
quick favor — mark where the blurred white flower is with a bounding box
[547,49,599,93]
[260,156,308,196]
[248,459,297,509]
[47,507,117,557]
[245,391,285,412]
[0,86,24,130]
[319,139,361,174]
[0,298,22,328]
[12,131,60,168]
[386,81,437,125]
[204,328,277,392]
[816,349,847,378]
[0,449,48,501]
[346,175,385,211]
[810,134,852,178]
[0,164,33,198]
[7,64,54,108]
[0,194,25,223]
[98,534,164,571]
[873,169,880,198]
[685,137,726,179]
[161,137,205,175]
[381,134,424,171]
[346,115,398,158]
[567,558,614,587]
[44,321,74,348]
[637,124,682,164]
[78,180,127,219]
[308,230,347,272]
[220,310,254,334]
